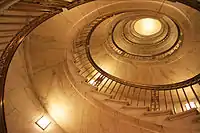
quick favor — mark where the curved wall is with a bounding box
[4,1,200,133]
[4,43,65,133]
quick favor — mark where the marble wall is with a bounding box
[4,1,200,133]
[22,2,159,133]
[4,42,66,133]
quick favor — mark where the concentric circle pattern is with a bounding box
[73,6,199,87]
[109,11,182,60]
[72,1,200,112]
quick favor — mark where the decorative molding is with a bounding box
[143,110,173,116]
[90,90,112,98]
[0,0,199,133]
[167,108,199,121]
[121,105,149,110]
[104,99,130,105]
[73,11,200,90]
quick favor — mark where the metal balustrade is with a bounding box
[73,12,200,114]
[0,0,199,133]
[0,0,94,132]
[0,1,62,133]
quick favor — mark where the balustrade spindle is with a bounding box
[85,69,95,78]
[99,78,109,92]
[191,85,200,104]
[131,87,136,104]
[94,75,105,87]
[109,82,117,94]
[78,61,90,69]
[80,65,93,75]
[87,71,99,83]
[119,85,126,100]
[136,89,141,106]
[104,80,113,93]
[164,90,167,110]
[170,90,176,114]
[182,88,191,109]
[74,53,86,60]
[125,86,131,100]
[75,58,88,66]
[143,89,147,106]
[113,84,121,99]
[176,89,184,112]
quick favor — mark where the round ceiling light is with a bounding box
[134,18,162,36]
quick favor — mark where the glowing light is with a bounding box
[35,116,51,130]
[89,79,95,85]
[88,73,101,85]
[185,102,196,110]
[48,103,72,125]
[50,104,67,119]
[134,18,162,36]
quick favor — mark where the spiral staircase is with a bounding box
[0,0,200,133]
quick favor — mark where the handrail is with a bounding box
[0,0,199,133]
[0,0,97,132]
[73,5,200,113]
[0,1,63,132]
[74,12,200,90]
[0,10,62,133]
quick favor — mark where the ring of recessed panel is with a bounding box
[73,11,197,90]
[106,12,183,61]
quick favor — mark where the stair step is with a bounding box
[89,90,111,101]
[104,99,130,105]
[192,114,200,123]
[79,81,96,89]
[90,90,112,98]
[121,105,149,110]
[139,110,173,126]
[120,106,149,118]
[120,110,163,132]
[120,107,148,118]
[167,108,199,121]
[143,110,173,116]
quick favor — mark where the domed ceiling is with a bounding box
[73,1,200,86]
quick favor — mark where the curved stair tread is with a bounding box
[166,108,199,121]
[90,89,112,97]
[120,106,150,119]
[162,108,200,129]
[103,99,130,109]
[139,110,173,125]
[117,107,163,132]
[143,110,173,116]
[139,110,173,126]
[120,105,149,117]
[87,90,165,133]
[104,98,130,105]
[119,107,169,126]
[89,90,111,100]
[121,105,149,110]
[119,110,163,133]
[192,114,200,123]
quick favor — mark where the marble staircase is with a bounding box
[88,88,200,133]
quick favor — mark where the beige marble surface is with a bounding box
[4,42,66,133]
[88,1,200,85]
[4,1,200,133]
